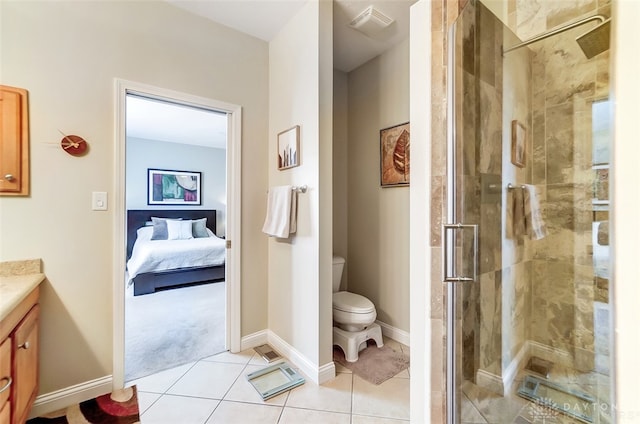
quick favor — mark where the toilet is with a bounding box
[332,256,383,362]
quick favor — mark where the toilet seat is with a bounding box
[332,291,377,331]
[332,291,375,314]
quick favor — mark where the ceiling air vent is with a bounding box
[348,6,394,37]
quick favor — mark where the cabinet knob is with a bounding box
[18,341,30,350]
[3,174,15,182]
[0,377,12,394]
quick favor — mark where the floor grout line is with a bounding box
[138,343,410,423]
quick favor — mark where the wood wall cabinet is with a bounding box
[0,288,39,424]
[0,85,29,196]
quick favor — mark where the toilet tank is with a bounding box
[332,256,345,292]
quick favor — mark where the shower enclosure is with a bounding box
[444,1,612,423]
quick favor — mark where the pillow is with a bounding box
[136,226,154,241]
[150,217,181,240]
[167,219,194,240]
[192,218,210,238]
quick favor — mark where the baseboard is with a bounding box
[240,329,269,351]
[475,341,529,396]
[267,331,335,385]
[475,368,505,395]
[475,356,524,396]
[475,339,573,396]
[502,341,529,394]
[528,339,573,368]
[240,329,335,385]
[318,361,337,384]
[376,320,410,347]
[28,375,113,419]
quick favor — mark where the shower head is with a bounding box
[503,15,610,58]
[576,18,611,59]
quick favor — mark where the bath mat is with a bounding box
[333,342,409,385]
[27,386,140,424]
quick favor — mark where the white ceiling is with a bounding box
[126,95,228,148]
[167,0,417,73]
[333,0,416,72]
[128,0,416,147]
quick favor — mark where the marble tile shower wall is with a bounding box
[453,1,534,394]
[508,0,611,371]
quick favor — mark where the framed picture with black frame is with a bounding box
[147,168,201,205]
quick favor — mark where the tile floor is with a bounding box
[461,363,611,424]
[129,337,410,424]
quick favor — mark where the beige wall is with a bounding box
[267,0,334,376]
[333,69,349,280]
[0,0,269,394]
[409,1,432,421]
[346,39,410,333]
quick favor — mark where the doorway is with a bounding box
[124,94,227,381]
[113,79,242,389]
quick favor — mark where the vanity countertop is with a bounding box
[0,259,45,322]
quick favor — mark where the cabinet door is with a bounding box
[11,305,38,424]
[0,401,9,424]
[0,337,11,424]
[0,85,29,195]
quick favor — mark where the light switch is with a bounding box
[92,191,108,211]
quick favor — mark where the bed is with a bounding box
[126,209,226,295]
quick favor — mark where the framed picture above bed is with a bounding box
[147,168,201,205]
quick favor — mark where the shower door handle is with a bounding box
[442,223,478,283]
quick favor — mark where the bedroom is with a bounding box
[124,94,228,381]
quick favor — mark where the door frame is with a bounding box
[112,79,242,389]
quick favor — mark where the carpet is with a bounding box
[27,386,140,424]
[125,281,226,382]
[333,341,410,385]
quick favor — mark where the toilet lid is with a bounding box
[333,291,375,314]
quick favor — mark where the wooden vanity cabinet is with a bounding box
[11,305,38,424]
[0,401,9,424]
[0,338,11,424]
[0,288,39,424]
[0,85,29,196]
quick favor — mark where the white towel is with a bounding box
[523,184,547,240]
[507,188,526,239]
[262,185,297,238]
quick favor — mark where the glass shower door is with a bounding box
[445,3,506,422]
[445,1,612,423]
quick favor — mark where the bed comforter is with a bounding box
[126,226,226,284]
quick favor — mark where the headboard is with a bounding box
[126,209,217,259]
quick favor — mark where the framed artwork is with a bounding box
[380,122,410,187]
[147,168,201,205]
[277,125,300,170]
[511,120,527,168]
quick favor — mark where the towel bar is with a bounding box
[266,185,307,194]
[507,183,526,190]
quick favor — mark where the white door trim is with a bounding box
[112,79,242,390]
